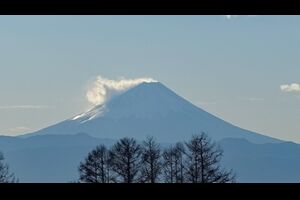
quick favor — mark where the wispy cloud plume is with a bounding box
[0,105,51,110]
[86,76,157,106]
[280,83,300,93]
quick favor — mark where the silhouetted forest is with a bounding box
[0,152,17,183]
[78,132,235,183]
[0,132,235,183]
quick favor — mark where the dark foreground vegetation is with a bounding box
[0,152,17,183]
[78,132,235,183]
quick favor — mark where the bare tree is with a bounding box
[174,142,185,183]
[109,137,142,183]
[140,136,162,183]
[78,134,235,183]
[162,146,174,183]
[0,152,16,183]
[79,145,112,183]
[184,132,235,183]
[162,142,185,183]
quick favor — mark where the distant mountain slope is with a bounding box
[220,138,300,182]
[1,134,299,182]
[22,82,280,144]
[0,134,115,182]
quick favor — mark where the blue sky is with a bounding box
[0,15,300,142]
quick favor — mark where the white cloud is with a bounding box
[280,83,300,92]
[225,15,238,19]
[0,105,51,110]
[86,76,157,106]
[7,126,31,132]
[3,126,32,136]
[225,15,257,19]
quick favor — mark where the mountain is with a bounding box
[22,82,280,144]
[220,138,300,182]
[3,81,300,182]
[0,134,116,182]
[2,134,300,182]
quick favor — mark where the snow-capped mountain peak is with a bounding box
[23,82,281,144]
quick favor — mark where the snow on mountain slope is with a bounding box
[22,82,281,144]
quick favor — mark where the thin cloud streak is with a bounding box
[197,101,217,106]
[7,126,31,133]
[243,97,264,102]
[0,105,51,110]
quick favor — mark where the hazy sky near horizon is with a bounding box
[0,15,300,142]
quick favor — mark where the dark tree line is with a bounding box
[162,143,185,183]
[109,137,142,183]
[140,137,162,183]
[78,133,235,183]
[184,134,233,183]
[0,151,17,183]
[79,145,111,183]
